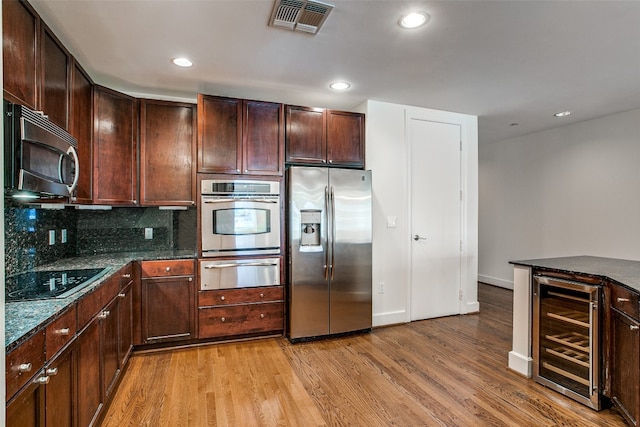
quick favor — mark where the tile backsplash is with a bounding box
[5,205,196,276]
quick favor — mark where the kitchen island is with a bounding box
[509,255,640,425]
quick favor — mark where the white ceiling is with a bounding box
[29,0,640,144]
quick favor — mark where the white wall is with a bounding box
[479,108,640,288]
[359,100,478,326]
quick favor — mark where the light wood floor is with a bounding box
[100,284,627,426]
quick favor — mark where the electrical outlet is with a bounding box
[386,216,397,228]
[61,229,67,243]
[144,228,153,239]
[49,230,55,245]
[378,282,385,294]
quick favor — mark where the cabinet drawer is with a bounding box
[6,331,46,401]
[141,259,194,278]
[46,305,77,358]
[198,302,284,338]
[611,284,640,320]
[77,273,120,329]
[199,286,284,307]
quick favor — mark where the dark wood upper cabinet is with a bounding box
[326,110,365,167]
[40,23,70,130]
[3,0,40,109]
[285,106,365,168]
[140,99,196,206]
[285,105,326,165]
[70,60,94,204]
[198,94,284,175]
[93,86,139,205]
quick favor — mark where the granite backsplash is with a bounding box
[5,205,196,276]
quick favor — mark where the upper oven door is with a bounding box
[201,196,281,256]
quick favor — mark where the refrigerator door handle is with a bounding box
[324,185,330,280]
[330,186,336,280]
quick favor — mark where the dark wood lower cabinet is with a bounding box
[141,276,195,343]
[118,281,134,367]
[6,379,45,427]
[76,317,102,427]
[102,297,120,400]
[45,343,76,427]
[611,308,640,426]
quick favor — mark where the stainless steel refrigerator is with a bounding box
[287,166,372,341]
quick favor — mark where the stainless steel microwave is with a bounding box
[200,179,281,257]
[4,100,79,200]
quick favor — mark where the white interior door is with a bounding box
[409,117,462,321]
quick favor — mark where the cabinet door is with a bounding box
[142,276,195,343]
[118,280,134,367]
[45,343,75,427]
[93,86,138,205]
[197,94,242,173]
[243,100,284,175]
[40,23,70,130]
[611,309,640,426]
[70,60,93,204]
[326,110,365,167]
[285,105,326,165]
[6,378,45,427]
[2,0,39,109]
[102,298,120,400]
[140,99,196,205]
[76,317,102,427]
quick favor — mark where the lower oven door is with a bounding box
[200,258,281,290]
[201,196,281,257]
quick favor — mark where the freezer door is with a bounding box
[288,167,330,339]
[329,169,372,334]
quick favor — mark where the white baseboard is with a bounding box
[373,310,407,327]
[478,274,513,290]
[465,300,480,313]
[508,350,533,377]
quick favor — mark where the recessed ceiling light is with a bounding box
[172,57,193,68]
[554,111,571,118]
[330,81,351,90]
[399,11,429,29]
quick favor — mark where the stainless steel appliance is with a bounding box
[200,179,281,257]
[4,100,79,199]
[200,257,280,290]
[287,166,372,341]
[533,274,602,410]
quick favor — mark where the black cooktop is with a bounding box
[5,268,107,302]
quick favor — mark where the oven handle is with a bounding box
[202,198,278,203]
[203,262,279,269]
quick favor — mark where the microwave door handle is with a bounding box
[65,146,79,195]
[204,262,279,269]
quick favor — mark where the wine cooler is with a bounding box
[533,274,602,410]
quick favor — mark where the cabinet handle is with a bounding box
[18,363,32,373]
[260,314,265,319]
[57,328,71,336]
[165,267,171,272]
[260,293,264,298]
[34,376,50,385]
[188,277,193,282]
[220,296,225,301]
[122,273,131,278]
[617,297,630,302]
[244,169,248,173]
[118,293,126,298]
[221,317,226,322]
[631,325,639,331]
[46,368,58,376]
[99,310,110,319]
[328,159,333,164]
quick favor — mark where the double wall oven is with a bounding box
[200,179,281,289]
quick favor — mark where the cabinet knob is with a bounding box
[57,328,71,336]
[260,313,265,319]
[118,293,126,298]
[244,169,248,173]
[122,273,131,278]
[46,367,58,376]
[260,293,264,298]
[631,325,639,331]
[18,363,32,373]
[221,317,226,322]
[328,159,333,164]
[99,310,110,319]
[220,296,225,301]
[188,277,193,282]
[322,159,326,163]
[165,267,171,272]
[34,376,50,385]
[617,297,630,302]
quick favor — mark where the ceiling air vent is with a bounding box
[269,0,334,35]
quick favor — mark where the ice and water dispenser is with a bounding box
[300,209,322,251]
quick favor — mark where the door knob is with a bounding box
[413,234,427,241]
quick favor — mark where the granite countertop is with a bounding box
[5,250,196,351]
[510,255,640,293]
